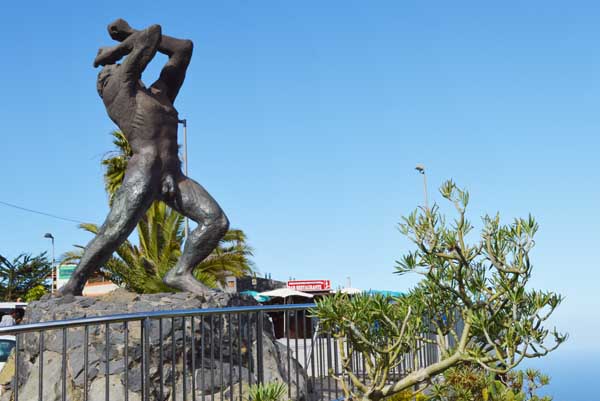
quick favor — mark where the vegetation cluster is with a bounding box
[312,181,564,401]
[0,253,51,301]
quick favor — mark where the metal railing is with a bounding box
[0,303,440,401]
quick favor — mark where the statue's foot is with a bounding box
[163,270,218,296]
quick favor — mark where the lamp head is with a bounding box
[415,164,425,174]
[44,233,54,240]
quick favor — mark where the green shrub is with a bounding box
[247,382,288,401]
[24,285,48,302]
[429,364,552,401]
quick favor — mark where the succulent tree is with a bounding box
[312,180,566,401]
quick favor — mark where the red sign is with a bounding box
[287,280,331,292]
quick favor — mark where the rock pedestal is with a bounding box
[1,290,308,401]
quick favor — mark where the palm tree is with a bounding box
[0,253,52,300]
[101,131,132,206]
[63,131,254,293]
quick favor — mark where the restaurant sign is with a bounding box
[287,279,331,292]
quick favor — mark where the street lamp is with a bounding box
[415,164,429,210]
[178,118,190,239]
[43,233,55,294]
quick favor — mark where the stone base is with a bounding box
[1,289,308,401]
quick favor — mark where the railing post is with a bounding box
[84,326,89,401]
[14,334,19,401]
[256,311,264,384]
[172,317,177,401]
[285,310,291,398]
[62,328,67,401]
[38,332,44,401]
[183,317,188,401]
[105,323,110,401]
[158,319,164,400]
[141,318,151,401]
[124,322,129,401]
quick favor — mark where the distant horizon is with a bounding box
[522,349,598,400]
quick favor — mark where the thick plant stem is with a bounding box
[381,352,463,397]
[380,321,471,398]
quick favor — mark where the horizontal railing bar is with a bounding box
[0,302,315,335]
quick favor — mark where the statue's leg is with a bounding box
[60,155,158,296]
[162,175,229,295]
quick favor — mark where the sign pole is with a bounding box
[179,118,190,239]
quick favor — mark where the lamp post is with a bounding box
[178,118,190,239]
[43,233,55,294]
[415,164,429,210]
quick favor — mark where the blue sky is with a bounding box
[1,0,598,377]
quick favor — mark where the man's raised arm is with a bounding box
[94,24,162,82]
[107,19,192,102]
[108,19,191,58]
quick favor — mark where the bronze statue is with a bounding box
[60,19,229,296]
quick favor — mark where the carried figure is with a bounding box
[60,19,229,296]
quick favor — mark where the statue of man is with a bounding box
[60,20,229,296]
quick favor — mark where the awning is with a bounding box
[240,290,271,302]
[259,288,314,299]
